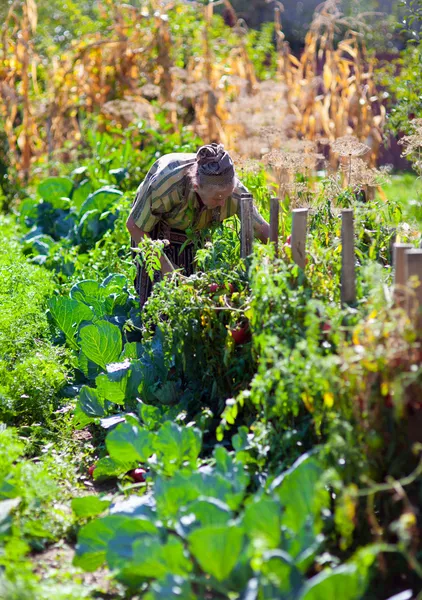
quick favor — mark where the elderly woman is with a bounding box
[126,143,270,308]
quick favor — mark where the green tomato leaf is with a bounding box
[79,321,122,369]
[188,524,244,582]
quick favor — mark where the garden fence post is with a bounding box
[341,209,356,305]
[291,208,308,269]
[270,197,280,257]
[393,243,413,307]
[240,193,254,259]
[405,249,422,333]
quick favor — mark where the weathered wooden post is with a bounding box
[405,249,422,332]
[341,209,356,305]
[240,192,254,259]
[270,197,280,257]
[291,208,308,269]
[393,243,413,307]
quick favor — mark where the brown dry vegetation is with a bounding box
[0,0,385,182]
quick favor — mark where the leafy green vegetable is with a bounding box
[106,420,153,464]
[188,524,244,581]
[71,496,111,519]
[79,321,122,368]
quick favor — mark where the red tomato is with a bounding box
[88,464,96,478]
[128,468,147,483]
[208,283,219,293]
[230,322,251,345]
[226,283,235,294]
[286,235,292,245]
[322,322,331,333]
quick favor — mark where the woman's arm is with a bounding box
[126,214,175,277]
[252,206,270,243]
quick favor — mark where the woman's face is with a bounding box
[195,183,235,209]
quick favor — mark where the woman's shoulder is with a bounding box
[153,152,196,173]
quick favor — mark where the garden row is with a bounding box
[0,155,421,598]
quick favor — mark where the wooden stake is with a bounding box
[341,209,356,305]
[240,193,253,259]
[270,197,279,257]
[405,249,422,332]
[291,208,308,269]
[393,243,413,307]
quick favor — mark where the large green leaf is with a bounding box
[79,321,122,369]
[178,498,232,537]
[271,452,325,535]
[188,524,244,582]
[75,515,157,572]
[154,422,202,475]
[143,575,195,600]
[74,515,127,571]
[155,473,201,520]
[79,187,123,216]
[101,273,127,295]
[260,550,303,595]
[0,498,21,538]
[298,565,366,600]
[48,297,94,350]
[95,360,132,404]
[72,179,92,211]
[71,496,110,519]
[129,535,192,580]
[78,386,106,417]
[243,497,282,549]
[105,519,159,572]
[38,177,73,204]
[70,280,105,317]
[106,420,153,465]
[93,456,133,480]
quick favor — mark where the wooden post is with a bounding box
[388,227,397,266]
[393,243,413,307]
[270,197,279,257]
[240,193,253,259]
[291,208,308,269]
[405,249,422,332]
[341,209,356,305]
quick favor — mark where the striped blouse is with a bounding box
[130,153,255,233]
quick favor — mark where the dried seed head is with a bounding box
[330,135,370,157]
[399,119,422,162]
[140,83,161,99]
